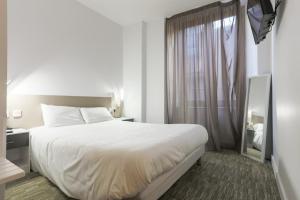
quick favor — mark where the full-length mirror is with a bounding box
[241,75,271,162]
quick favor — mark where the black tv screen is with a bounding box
[247,0,275,44]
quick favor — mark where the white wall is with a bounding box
[122,20,166,124]
[271,0,300,199]
[8,0,123,97]
[245,13,258,77]
[146,20,165,123]
[246,15,272,76]
[123,22,146,122]
[257,36,272,74]
[0,0,6,198]
[0,0,6,159]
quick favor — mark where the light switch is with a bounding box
[12,110,22,119]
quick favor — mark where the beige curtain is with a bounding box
[166,0,246,151]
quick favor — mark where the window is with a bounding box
[185,16,236,104]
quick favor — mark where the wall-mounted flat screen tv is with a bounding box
[247,0,276,44]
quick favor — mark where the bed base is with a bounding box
[196,158,202,166]
[129,145,205,200]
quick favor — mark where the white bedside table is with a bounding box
[6,129,30,173]
[114,117,134,122]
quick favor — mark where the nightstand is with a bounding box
[6,129,30,173]
[115,117,134,122]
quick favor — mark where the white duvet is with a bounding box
[30,120,208,200]
[252,123,264,151]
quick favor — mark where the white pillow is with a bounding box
[80,107,113,123]
[253,123,264,131]
[41,104,85,127]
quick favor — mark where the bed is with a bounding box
[7,95,208,200]
[30,120,208,200]
[252,123,264,151]
[249,114,264,151]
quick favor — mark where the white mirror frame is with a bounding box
[241,74,271,163]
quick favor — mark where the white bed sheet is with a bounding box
[30,121,208,200]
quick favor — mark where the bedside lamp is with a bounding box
[111,89,123,118]
[6,80,12,85]
[247,110,253,129]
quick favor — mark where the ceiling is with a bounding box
[75,0,218,26]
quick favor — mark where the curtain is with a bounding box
[166,0,246,151]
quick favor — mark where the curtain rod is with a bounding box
[167,0,238,20]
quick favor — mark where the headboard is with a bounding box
[7,95,112,129]
[251,113,264,124]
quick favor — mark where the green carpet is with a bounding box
[5,151,281,200]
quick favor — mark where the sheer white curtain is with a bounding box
[166,0,246,150]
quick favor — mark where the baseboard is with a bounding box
[271,155,279,175]
[271,155,288,200]
[0,185,4,200]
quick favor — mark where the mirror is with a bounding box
[241,75,271,162]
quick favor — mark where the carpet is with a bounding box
[5,151,280,200]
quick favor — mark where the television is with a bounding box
[247,0,276,44]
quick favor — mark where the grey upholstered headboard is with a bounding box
[7,95,112,129]
[251,113,264,124]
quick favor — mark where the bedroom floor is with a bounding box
[5,151,280,200]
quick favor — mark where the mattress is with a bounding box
[30,121,208,200]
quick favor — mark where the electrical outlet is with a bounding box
[12,110,22,119]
